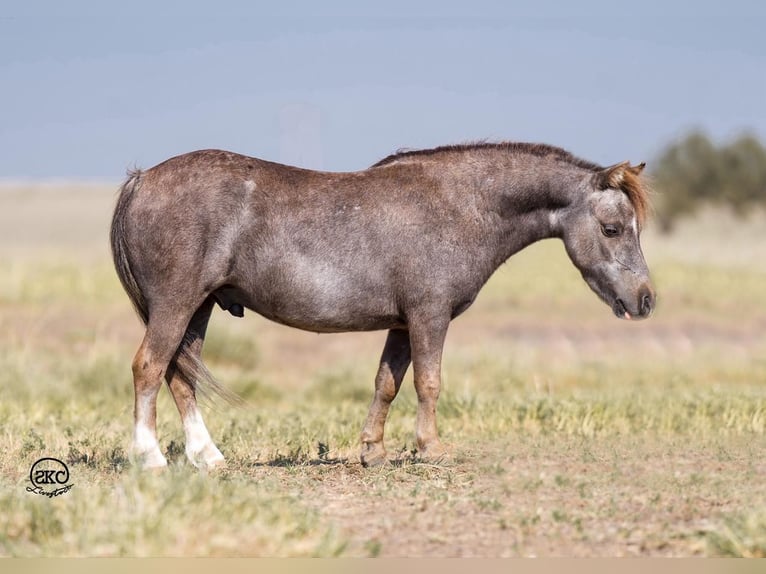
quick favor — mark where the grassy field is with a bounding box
[0,183,765,557]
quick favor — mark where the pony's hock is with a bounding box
[110,141,655,469]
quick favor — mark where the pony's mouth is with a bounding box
[613,298,632,320]
[583,273,645,321]
[584,275,628,319]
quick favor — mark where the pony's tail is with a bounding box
[110,169,149,325]
[172,334,245,407]
[110,170,242,406]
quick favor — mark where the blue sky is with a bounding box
[1,1,764,179]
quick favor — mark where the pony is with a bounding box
[110,142,654,469]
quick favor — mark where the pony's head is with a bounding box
[559,161,655,320]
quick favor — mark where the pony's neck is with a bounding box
[475,156,587,267]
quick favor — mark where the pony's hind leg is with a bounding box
[360,329,411,466]
[165,298,225,469]
[130,305,200,469]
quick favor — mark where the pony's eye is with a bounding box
[601,224,621,238]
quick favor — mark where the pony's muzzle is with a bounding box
[614,284,655,320]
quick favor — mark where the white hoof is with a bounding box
[131,446,168,469]
[133,422,168,469]
[186,442,225,470]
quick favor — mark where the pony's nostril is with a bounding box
[640,292,653,316]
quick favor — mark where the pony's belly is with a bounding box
[225,271,405,333]
[259,311,405,334]
[249,295,405,333]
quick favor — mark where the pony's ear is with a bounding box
[595,161,630,190]
[628,162,646,176]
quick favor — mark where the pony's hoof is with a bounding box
[360,442,388,467]
[187,443,226,471]
[131,449,169,470]
[416,443,451,464]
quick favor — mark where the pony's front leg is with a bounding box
[408,311,450,461]
[360,329,411,466]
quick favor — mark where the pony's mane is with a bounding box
[371,141,652,226]
[371,141,601,171]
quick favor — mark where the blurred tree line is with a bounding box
[651,131,766,232]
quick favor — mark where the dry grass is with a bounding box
[0,184,765,556]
